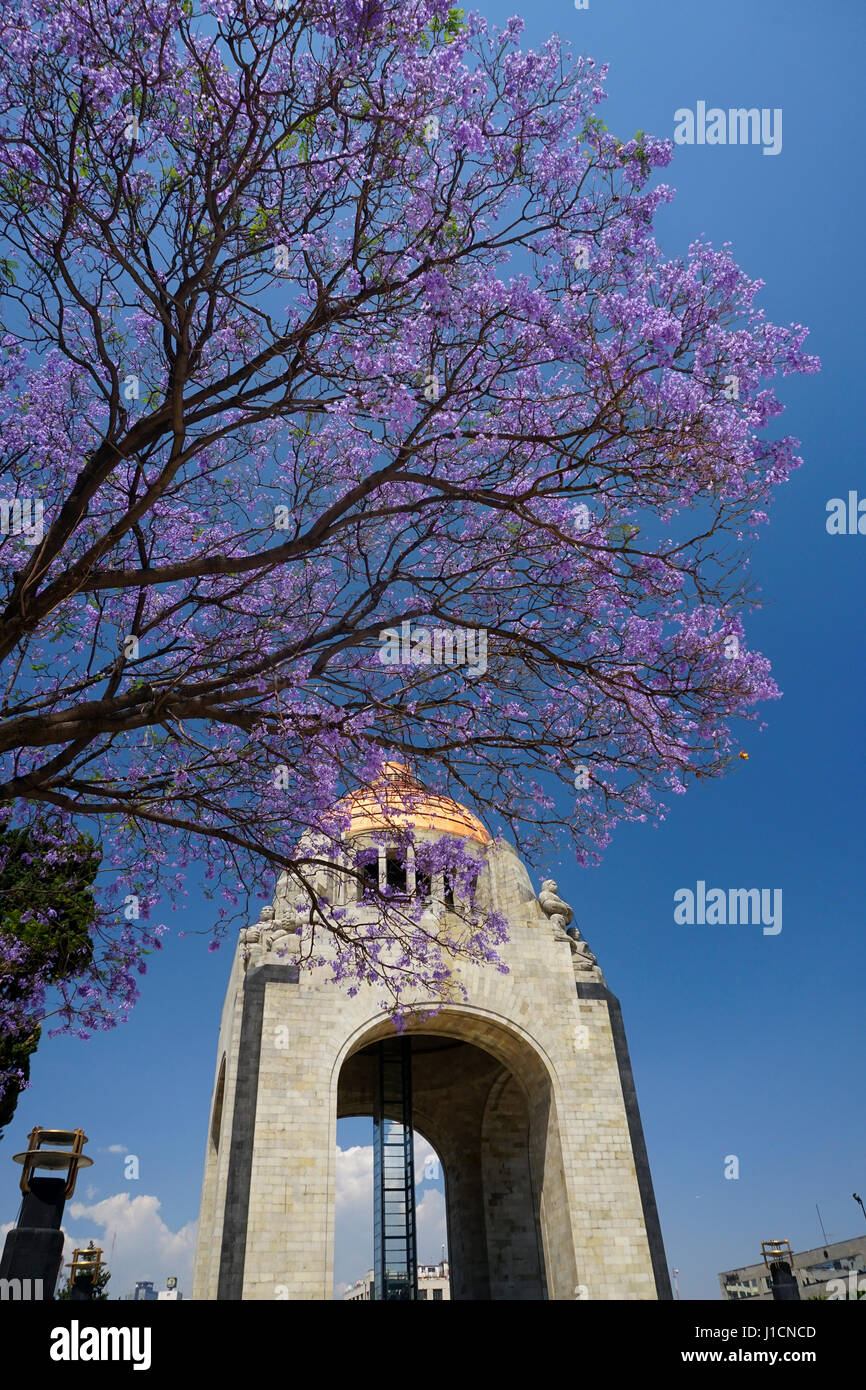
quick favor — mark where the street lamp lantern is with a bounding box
[67,1246,103,1279]
[761,1239,800,1301]
[66,1246,104,1300]
[12,1127,93,1199]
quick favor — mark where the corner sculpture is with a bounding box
[239,903,300,965]
[538,878,603,980]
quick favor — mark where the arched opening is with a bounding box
[335,1016,566,1300]
[334,1116,449,1300]
[210,1054,226,1152]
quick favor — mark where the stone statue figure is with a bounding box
[537,878,601,975]
[239,903,300,964]
[538,879,573,939]
[240,904,272,947]
[570,937,599,973]
[264,905,299,957]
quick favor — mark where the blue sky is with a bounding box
[2,0,864,1300]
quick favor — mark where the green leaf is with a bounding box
[606,523,640,547]
[0,821,101,1129]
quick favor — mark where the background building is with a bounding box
[343,1261,451,1301]
[719,1236,866,1300]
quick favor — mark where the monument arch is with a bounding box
[193,764,670,1300]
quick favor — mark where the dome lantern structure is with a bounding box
[339,760,491,845]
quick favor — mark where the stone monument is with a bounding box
[193,764,670,1301]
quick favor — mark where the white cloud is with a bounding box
[335,1142,374,1213]
[414,1134,441,1186]
[334,1145,373,1293]
[334,1137,447,1296]
[104,1144,127,1155]
[416,1188,447,1265]
[63,1192,196,1300]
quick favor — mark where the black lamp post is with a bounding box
[0,1127,93,1299]
[762,1239,801,1302]
[854,1193,866,1227]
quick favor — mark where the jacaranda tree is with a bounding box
[0,0,818,1075]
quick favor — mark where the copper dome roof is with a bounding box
[340,762,491,845]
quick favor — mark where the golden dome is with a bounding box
[340,762,491,845]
